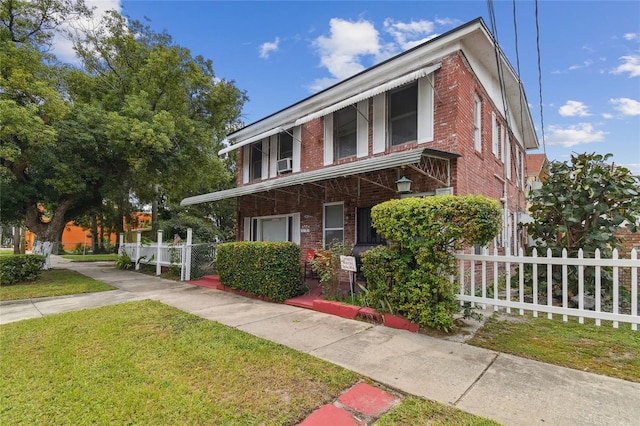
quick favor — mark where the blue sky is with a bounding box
[60,1,640,173]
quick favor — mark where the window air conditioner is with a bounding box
[277,157,292,173]
[435,187,454,196]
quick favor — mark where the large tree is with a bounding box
[1,1,246,266]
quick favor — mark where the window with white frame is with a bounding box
[334,106,357,159]
[505,137,512,180]
[323,203,344,248]
[491,113,499,157]
[278,130,293,161]
[244,213,300,243]
[250,141,263,181]
[474,94,482,152]
[389,83,418,146]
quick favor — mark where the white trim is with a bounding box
[417,75,434,144]
[261,138,269,181]
[372,93,386,154]
[491,112,499,156]
[356,100,368,158]
[474,94,482,152]
[242,145,250,184]
[323,202,344,248]
[269,134,278,178]
[294,64,441,127]
[324,114,334,165]
[292,126,301,172]
[243,217,251,241]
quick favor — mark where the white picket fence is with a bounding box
[455,247,639,330]
[118,229,193,281]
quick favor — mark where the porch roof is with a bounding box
[180,147,460,205]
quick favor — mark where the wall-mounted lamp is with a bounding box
[396,176,413,194]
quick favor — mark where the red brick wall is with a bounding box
[235,50,529,256]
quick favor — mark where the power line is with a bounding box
[535,0,547,154]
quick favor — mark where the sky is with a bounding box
[56,1,640,174]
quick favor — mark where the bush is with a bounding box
[362,195,501,332]
[216,241,303,302]
[0,254,46,285]
[115,251,133,270]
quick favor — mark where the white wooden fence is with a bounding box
[455,247,639,330]
[118,229,193,281]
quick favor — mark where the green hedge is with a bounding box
[216,242,303,302]
[362,195,502,332]
[0,254,46,286]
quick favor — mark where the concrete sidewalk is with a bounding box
[1,256,639,425]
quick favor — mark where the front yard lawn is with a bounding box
[468,313,640,383]
[0,269,114,301]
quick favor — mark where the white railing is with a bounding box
[118,229,193,281]
[455,247,639,330]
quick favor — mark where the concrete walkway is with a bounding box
[2,256,639,425]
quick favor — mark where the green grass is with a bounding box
[0,269,115,301]
[60,254,118,262]
[0,301,359,425]
[377,397,500,426]
[468,313,640,383]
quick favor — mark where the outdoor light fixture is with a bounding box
[396,176,412,194]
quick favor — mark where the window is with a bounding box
[474,94,482,152]
[389,83,418,146]
[278,130,293,161]
[492,113,499,157]
[323,203,344,247]
[356,207,384,245]
[246,214,299,243]
[250,142,262,180]
[334,107,357,159]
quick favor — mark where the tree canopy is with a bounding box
[1,0,246,258]
[526,152,640,257]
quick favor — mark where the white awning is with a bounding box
[181,147,458,205]
[218,126,285,156]
[294,63,441,126]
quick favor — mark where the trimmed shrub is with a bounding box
[216,241,303,302]
[0,254,46,286]
[362,195,501,332]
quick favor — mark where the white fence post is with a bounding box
[156,230,163,276]
[183,228,193,282]
[118,233,124,254]
[134,231,142,271]
[632,249,638,332]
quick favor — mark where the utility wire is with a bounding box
[535,0,547,154]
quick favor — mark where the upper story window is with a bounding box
[334,106,357,159]
[278,130,293,160]
[474,94,482,152]
[250,142,262,181]
[389,83,418,146]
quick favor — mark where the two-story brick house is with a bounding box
[181,18,539,258]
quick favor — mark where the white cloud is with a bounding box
[602,113,614,119]
[383,18,437,50]
[52,0,122,64]
[259,37,280,59]
[611,55,640,77]
[559,100,591,117]
[546,123,606,147]
[312,18,380,80]
[623,33,638,41]
[610,97,640,116]
[309,17,446,91]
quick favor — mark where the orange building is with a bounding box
[25,212,152,252]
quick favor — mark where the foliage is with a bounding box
[1,1,246,249]
[362,196,501,332]
[376,397,500,426]
[0,254,45,285]
[310,242,351,298]
[115,251,133,270]
[216,241,303,301]
[526,153,640,295]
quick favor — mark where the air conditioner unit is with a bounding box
[435,187,454,196]
[277,157,292,173]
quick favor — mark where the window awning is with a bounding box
[294,63,441,126]
[217,63,441,156]
[181,147,459,205]
[218,125,286,156]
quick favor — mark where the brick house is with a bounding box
[181,18,539,259]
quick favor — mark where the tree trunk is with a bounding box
[91,214,98,253]
[25,199,73,270]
